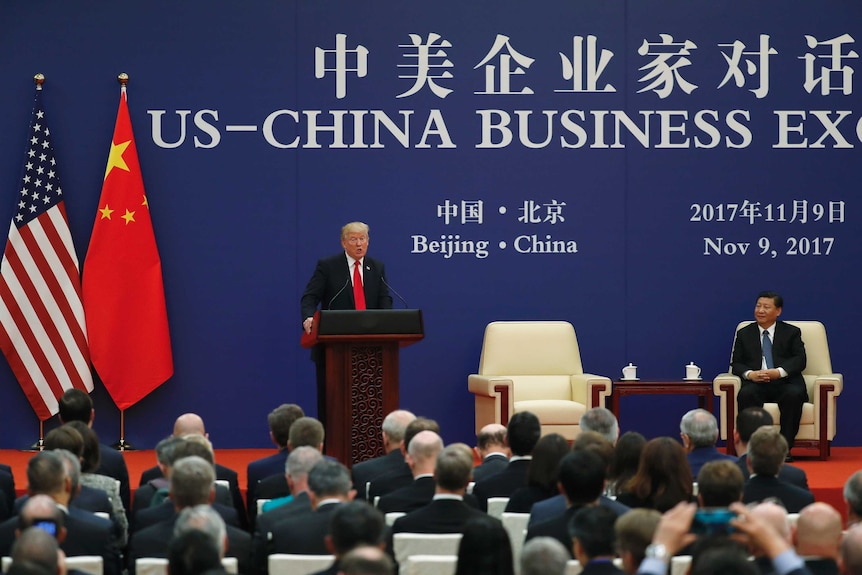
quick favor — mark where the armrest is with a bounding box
[812,373,843,440]
[713,373,741,441]
[812,373,843,396]
[572,374,613,407]
[468,375,513,397]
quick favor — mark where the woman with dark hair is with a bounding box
[455,514,514,575]
[608,431,646,496]
[615,436,693,513]
[505,433,570,513]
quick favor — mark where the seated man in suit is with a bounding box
[367,417,440,502]
[58,389,131,514]
[570,506,625,575]
[257,417,325,511]
[339,546,395,575]
[171,505,234,574]
[697,460,745,508]
[472,423,509,483]
[139,413,246,526]
[473,411,541,511]
[615,508,660,575]
[734,407,809,490]
[245,403,305,520]
[844,471,862,527]
[377,430,443,514]
[680,409,736,478]
[521,537,569,575]
[742,427,814,513]
[580,407,620,444]
[168,528,226,575]
[732,291,807,460]
[314,501,387,575]
[352,410,416,499]
[128,456,250,575]
[794,502,842,575]
[389,444,494,549]
[525,450,608,558]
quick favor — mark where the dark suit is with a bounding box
[528,495,630,528]
[377,476,436,514]
[352,450,406,500]
[472,459,531,511]
[252,491,313,575]
[582,560,625,575]
[96,443,131,513]
[246,448,289,522]
[804,558,839,575]
[732,321,807,448]
[0,465,15,522]
[132,481,233,522]
[687,447,737,478]
[266,501,342,556]
[472,453,509,482]
[367,464,413,503]
[132,500,240,533]
[736,453,809,490]
[254,474,290,501]
[16,486,112,517]
[390,497,490,538]
[525,506,581,558]
[742,475,815,513]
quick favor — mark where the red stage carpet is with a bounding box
[2,447,860,520]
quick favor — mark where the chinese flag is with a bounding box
[82,88,173,410]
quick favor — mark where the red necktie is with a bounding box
[353,260,366,310]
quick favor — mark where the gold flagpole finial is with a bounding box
[117,73,129,86]
[34,74,45,90]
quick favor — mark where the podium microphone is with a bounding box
[327,277,351,309]
[381,275,410,309]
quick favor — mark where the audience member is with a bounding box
[844,471,862,527]
[570,505,625,574]
[9,527,61,575]
[742,427,814,513]
[734,408,809,489]
[168,529,225,575]
[841,524,862,575]
[747,501,793,574]
[257,416,326,510]
[472,423,510,482]
[37,427,112,518]
[608,432,646,497]
[616,437,693,513]
[245,403,305,517]
[680,409,735,478]
[794,502,842,575]
[520,537,569,575]
[581,407,620,444]
[688,536,757,575]
[454,514,515,575]
[615,508,660,575]
[0,462,14,523]
[506,433,569,513]
[377,430,444,513]
[696,460,744,507]
[351,410,416,497]
[367,417,440,501]
[314,501,386,575]
[473,411,541,511]
[339,546,394,575]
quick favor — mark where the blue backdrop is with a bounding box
[0,1,859,450]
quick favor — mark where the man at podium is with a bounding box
[301,222,393,423]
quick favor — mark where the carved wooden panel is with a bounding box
[350,345,385,464]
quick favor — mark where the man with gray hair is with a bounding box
[352,410,416,499]
[377,430,444,513]
[521,537,569,575]
[266,460,354,556]
[174,505,228,559]
[10,527,61,575]
[128,456,251,575]
[580,407,620,444]
[844,471,862,527]
[680,408,735,477]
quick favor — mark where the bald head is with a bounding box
[749,502,790,551]
[842,524,862,575]
[19,495,63,528]
[795,503,842,559]
[174,414,206,437]
[406,431,443,476]
[381,410,416,452]
[476,423,508,458]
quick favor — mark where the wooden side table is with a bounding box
[609,380,714,417]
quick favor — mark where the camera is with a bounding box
[691,508,736,536]
[32,519,58,537]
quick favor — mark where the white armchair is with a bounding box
[713,320,842,459]
[468,321,612,441]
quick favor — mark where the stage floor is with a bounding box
[2,446,859,520]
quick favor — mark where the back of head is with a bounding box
[268,404,305,447]
[749,502,790,544]
[58,388,92,423]
[403,417,440,452]
[308,459,351,498]
[339,545,395,575]
[506,411,541,456]
[285,445,324,478]
[156,435,185,466]
[520,537,568,575]
[579,408,619,443]
[736,407,774,444]
[690,537,757,575]
[65,420,101,473]
[842,524,862,575]
[476,424,507,452]
[572,431,614,473]
[330,501,386,556]
[170,456,216,508]
[680,409,719,448]
[747,426,787,476]
[174,413,206,437]
[407,431,443,468]
[455,514,514,575]
[26,451,66,497]
[173,504,227,559]
[796,502,842,558]
[435,444,474,492]
[171,435,215,466]
[168,529,223,575]
[11,527,59,575]
[846,471,862,519]
[54,450,80,501]
[609,432,646,489]
[382,410,416,445]
[527,433,570,491]
[288,417,325,450]
[19,494,64,531]
[43,425,84,458]
[627,437,693,512]
[697,460,744,507]
[569,505,618,560]
[558,450,605,505]
[615,508,661,570]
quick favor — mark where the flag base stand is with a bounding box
[22,421,44,451]
[112,409,135,451]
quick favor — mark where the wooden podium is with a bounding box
[301,309,424,466]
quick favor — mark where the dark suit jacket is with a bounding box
[246,448,289,517]
[16,486,112,517]
[731,321,807,390]
[388,498,493,556]
[472,459,531,511]
[97,443,131,513]
[528,495,630,527]
[804,558,839,575]
[267,501,342,556]
[742,475,815,513]
[0,465,15,521]
[300,254,392,319]
[367,464,413,503]
[737,453,809,490]
[252,491,312,575]
[472,453,509,483]
[582,561,626,575]
[525,505,581,558]
[131,500,240,533]
[352,450,406,499]
[377,476,436,514]
[687,447,737,478]
[133,480,233,519]
[254,474,290,502]
[128,514,251,575]
[140,463,247,529]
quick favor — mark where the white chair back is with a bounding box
[486,497,509,519]
[393,533,463,567]
[268,554,335,575]
[466,482,475,494]
[386,511,406,525]
[135,557,236,575]
[501,512,530,568]
[222,557,238,574]
[565,560,582,575]
[66,556,104,575]
[671,555,692,575]
[400,555,457,575]
[256,498,271,515]
[215,479,230,490]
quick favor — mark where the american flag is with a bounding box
[0,84,93,421]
